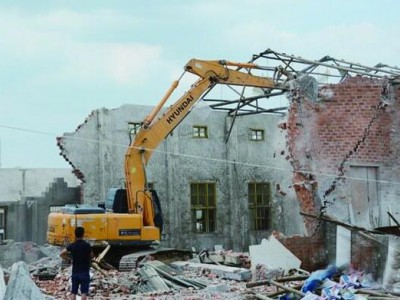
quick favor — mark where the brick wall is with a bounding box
[351,232,387,279]
[312,77,392,165]
[283,77,398,272]
[286,76,397,233]
[278,233,326,271]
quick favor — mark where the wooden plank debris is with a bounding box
[300,211,384,235]
[255,294,275,300]
[268,279,305,297]
[246,275,308,288]
[265,284,303,298]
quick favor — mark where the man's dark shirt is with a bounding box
[67,239,92,274]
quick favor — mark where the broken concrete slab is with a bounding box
[249,235,301,274]
[224,252,242,266]
[39,245,63,260]
[0,241,45,268]
[171,261,251,281]
[4,261,46,300]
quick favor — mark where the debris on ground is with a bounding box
[0,241,399,299]
[4,261,46,300]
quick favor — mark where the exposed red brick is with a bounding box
[286,77,396,237]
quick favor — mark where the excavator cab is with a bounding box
[105,187,163,232]
[106,188,129,213]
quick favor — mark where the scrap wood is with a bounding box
[368,296,399,300]
[91,244,114,271]
[255,294,275,300]
[275,275,308,282]
[300,211,384,235]
[247,279,305,297]
[269,280,305,297]
[246,275,307,288]
[356,288,397,298]
[97,260,114,270]
[94,244,111,263]
[265,284,303,298]
[91,261,107,276]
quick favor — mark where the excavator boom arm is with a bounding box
[125,59,280,226]
[124,77,213,223]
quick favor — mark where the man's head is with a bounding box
[75,226,85,239]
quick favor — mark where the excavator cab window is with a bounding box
[106,188,128,213]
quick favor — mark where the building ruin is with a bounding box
[55,49,400,274]
[1,49,400,276]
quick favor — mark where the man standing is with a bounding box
[60,226,93,300]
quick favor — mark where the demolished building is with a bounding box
[1,49,400,299]
[0,169,80,244]
[55,49,400,276]
[58,104,302,251]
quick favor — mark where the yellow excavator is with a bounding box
[47,58,289,269]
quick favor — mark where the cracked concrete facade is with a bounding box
[54,75,400,272]
[58,104,305,252]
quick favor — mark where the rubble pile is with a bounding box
[0,240,51,268]
[0,239,399,299]
[32,255,264,299]
[4,261,47,300]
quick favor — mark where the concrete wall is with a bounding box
[59,104,304,252]
[0,169,80,244]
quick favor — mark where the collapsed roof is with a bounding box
[201,48,400,117]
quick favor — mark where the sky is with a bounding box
[0,0,399,168]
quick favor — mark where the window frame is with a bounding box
[249,128,264,141]
[190,182,216,233]
[248,182,272,231]
[0,207,5,228]
[128,122,142,136]
[193,125,208,139]
[0,207,6,240]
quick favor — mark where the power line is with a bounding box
[1,123,399,186]
[0,124,57,136]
